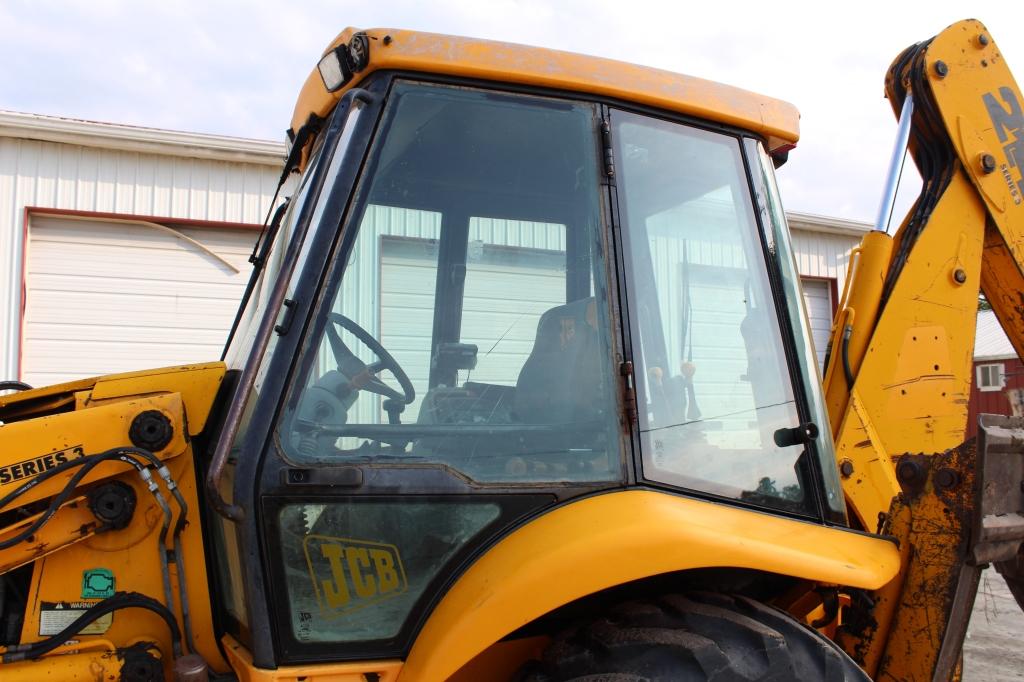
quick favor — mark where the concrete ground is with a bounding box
[963,568,1024,681]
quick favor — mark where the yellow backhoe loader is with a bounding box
[1,17,1022,682]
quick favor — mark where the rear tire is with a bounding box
[520,592,869,681]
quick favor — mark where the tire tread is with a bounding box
[520,592,869,682]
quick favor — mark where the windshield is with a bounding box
[224,139,325,370]
[746,139,845,521]
[613,110,817,515]
[276,82,623,485]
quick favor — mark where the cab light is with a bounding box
[318,33,370,93]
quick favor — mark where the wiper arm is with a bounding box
[221,197,291,358]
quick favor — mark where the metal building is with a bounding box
[0,111,868,388]
[966,309,1024,439]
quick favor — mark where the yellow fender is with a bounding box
[401,489,900,681]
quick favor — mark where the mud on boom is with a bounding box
[1,17,1023,682]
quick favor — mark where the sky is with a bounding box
[3,1,1024,223]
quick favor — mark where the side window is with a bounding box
[614,110,813,514]
[976,363,1005,392]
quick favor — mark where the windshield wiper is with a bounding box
[221,197,291,358]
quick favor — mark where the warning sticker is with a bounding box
[39,601,112,636]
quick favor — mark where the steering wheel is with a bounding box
[325,313,415,405]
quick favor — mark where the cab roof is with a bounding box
[289,28,800,167]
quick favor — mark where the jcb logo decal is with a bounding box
[982,86,1024,205]
[304,535,407,617]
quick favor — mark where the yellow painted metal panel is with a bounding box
[0,393,188,507]
[833,172,985,528]
[222,634,402,682]
[400,489,900,682]
[0,362,225,435]
[0,363,230,676]
[0,649,125,680]
[87,362,226,435]
[290,28,799,167]
[923,20,1024,371]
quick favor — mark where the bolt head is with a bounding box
[954,268,968,284]
[935,467,960,490]
[840,460,855,478]
[935,60,949,78]
[979,34,990,46]
[981,153,997,173]
[897,460,920,484]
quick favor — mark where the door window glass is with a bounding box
[614,110,813,514]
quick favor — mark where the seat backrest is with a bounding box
[514,297,604,423]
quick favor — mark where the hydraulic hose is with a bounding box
[841,323,855,389]
[0,381,32,392]
[822,338,834,377]
[0,446,192,653]
[163,474,197,654]
[0,449,151,550]
[139,465,176,620]
[1,592,181,662]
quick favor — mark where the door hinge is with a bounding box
[601,119,615,178]
[620,360,637,422]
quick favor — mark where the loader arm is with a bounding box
[823,19,1024,680]
[0,364,230,680]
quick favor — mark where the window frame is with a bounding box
[977,362,1006,392]
[606,106,832,522]
[272,79,626,485]
[254,75,633,663]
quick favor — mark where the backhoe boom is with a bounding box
[824,19,1024,679]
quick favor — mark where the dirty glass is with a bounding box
[278,82,621,484]
[746,138,846,521]
[279,500,500,642]
[614,110,813,514]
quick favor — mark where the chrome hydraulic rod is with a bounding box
[874,92,914,233]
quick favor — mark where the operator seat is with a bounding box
[514,297,606,424]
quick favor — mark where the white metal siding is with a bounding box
[1,118,869,391]
[800,279,833,367]
[790,228,860,297]
[0,135,280,382]
[22,216,255,386]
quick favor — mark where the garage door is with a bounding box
[22,215,255,387]
[800,279,834,369]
